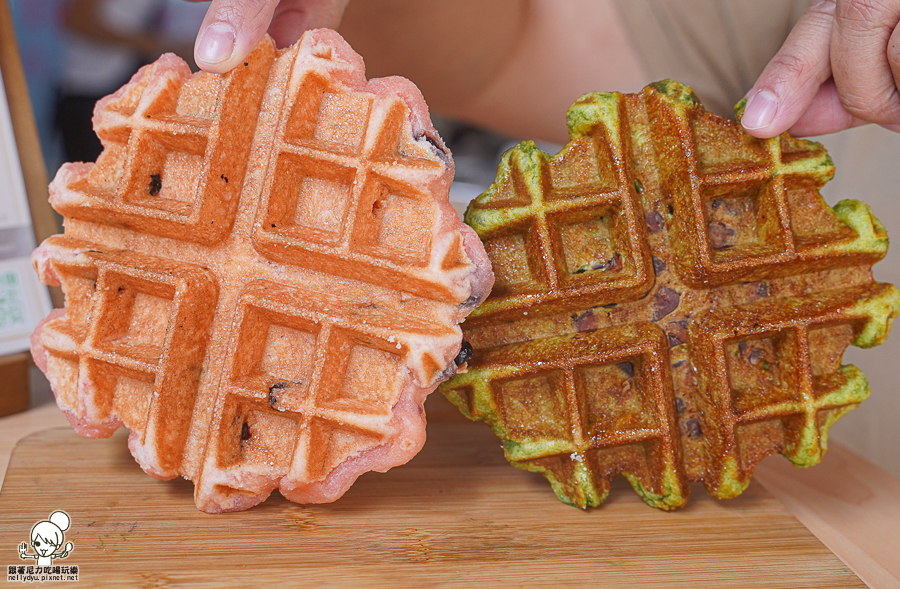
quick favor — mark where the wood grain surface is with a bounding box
[756,443,900,589]
[0,409,864,588]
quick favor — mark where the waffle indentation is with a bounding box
[690,287,882,493]
[306,418,382,481]
[266,153,355,245]
[222,403,300,471]
[466,92,653,318]
[175,74,221,118]
[579,360,658,435]
[211,278,431,490]
[37,241,218,475]
[92,274,174,363]
[647,81,887,287]
[261,325,317,384]
[283,74,372,155]
[353,176,433,264]
[297,178,351,233]
[111,372,154,431]
[807,323,855,379]
[702,180,786,262]
[229,304,318,401]
[549,136,617,195]
[317,335,401,415]
[482,226,545,297]
[550,206,630,287]
[316,92,371,147]
[497,372,571,441]
[52,41,276,244]
[725,333,802,415]
[449,323,685,509]
[252,54,453,301]
[691,110,769,174]
[785,180,856,249]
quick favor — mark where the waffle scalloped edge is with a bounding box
[440,79,899,510]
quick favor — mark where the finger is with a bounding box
[787,77,869,135]
[195,0,280,73]
[888,15,900,107]
[831,0,900,126]
[742,0,837,138]
[268,0,350,48]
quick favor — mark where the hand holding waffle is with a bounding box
[191,0,350,72]
[743,0,900,137]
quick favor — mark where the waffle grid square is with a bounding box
[54,45,274,245]
[468,93,653,318]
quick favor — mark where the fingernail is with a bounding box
[742,90,778,130]
[197,22,235,64]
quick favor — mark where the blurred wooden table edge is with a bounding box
[2,401,898,587]
[0,402,68,485]
[753,442,900,588]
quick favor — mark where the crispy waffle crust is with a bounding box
[440,80,900,510]
[31,30,493,513]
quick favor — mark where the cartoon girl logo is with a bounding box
[18,511,74,566]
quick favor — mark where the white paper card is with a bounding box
[0,63,53,355]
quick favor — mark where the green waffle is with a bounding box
[441,80,900,509]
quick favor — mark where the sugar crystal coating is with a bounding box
[32,30,493,513]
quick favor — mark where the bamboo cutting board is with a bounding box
[0,399,863,588]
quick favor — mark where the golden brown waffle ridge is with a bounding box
[441,80,899,509]
[31,30,493,513]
